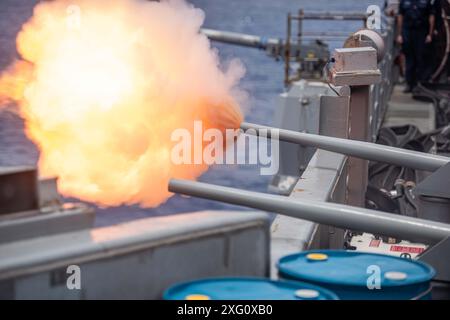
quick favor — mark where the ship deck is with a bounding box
[385,85,435,133]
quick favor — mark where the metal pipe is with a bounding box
[297,9,303,44]
[169,179,450,244]
[240,122,449,172]
[301,31,352,37]
[291,12,368,21]
[285,13,292,86]
[300,35,349,40]
[201,28,279,50]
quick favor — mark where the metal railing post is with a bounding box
[347,85,371,206]
[329,45,382,207]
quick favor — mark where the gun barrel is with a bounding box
[241,122,449,172]
[201,28,280,50]
[169,179,450,244]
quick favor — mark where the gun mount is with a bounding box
[202,11,369,85]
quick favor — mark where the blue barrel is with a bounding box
[277,250,435,300]
[164,277,339,300]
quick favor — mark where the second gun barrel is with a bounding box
[241,122,449,172]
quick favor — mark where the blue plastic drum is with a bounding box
[277,250,435,300]
[164,277,339,300]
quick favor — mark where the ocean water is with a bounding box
[0,0,383,227]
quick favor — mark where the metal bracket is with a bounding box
[329,47,381,86]
[418,236,450,282]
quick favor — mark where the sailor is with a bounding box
[396,0,436,92]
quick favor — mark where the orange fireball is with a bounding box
[0,0,244,207]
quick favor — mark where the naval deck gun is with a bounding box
[202,11,371,85]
